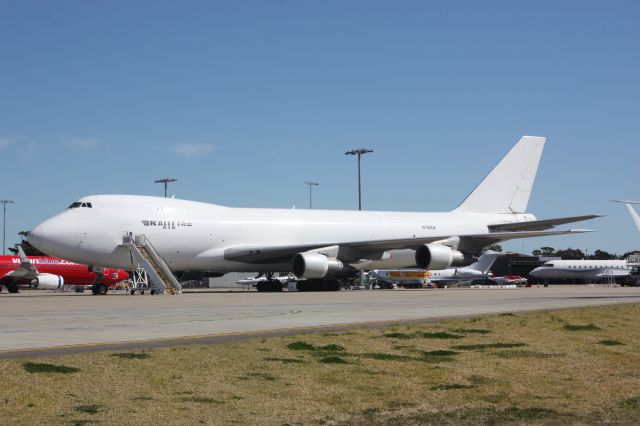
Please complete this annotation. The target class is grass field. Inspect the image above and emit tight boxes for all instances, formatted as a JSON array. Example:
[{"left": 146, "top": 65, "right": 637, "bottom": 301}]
[{"left": 2, "top": 304, "right": 640, "bottom": 425}]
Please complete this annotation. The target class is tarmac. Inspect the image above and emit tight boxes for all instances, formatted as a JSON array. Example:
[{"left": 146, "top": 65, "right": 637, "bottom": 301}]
[{"left": 1, "top": 285, "right": 639, "bottom": 358}]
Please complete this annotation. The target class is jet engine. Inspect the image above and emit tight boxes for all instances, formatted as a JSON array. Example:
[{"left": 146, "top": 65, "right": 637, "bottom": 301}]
[
  {"left": 292, "top": 253, "right": 346, "bottom": 279},
  {"left": 415, "top": 244, "right": 465, "bottom": 270},
  {"left": 31, "top": 273, "right": 64, "bottom": 290}
]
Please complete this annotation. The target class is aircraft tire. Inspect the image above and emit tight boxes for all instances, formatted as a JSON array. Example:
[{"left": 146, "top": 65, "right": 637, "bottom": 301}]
[
  {"left": 329, "top": 279, "right": 341, "bottom": 291},
  {"left": 98, "top": 283, "right": 108, "bottom": 295},
  {"left": 130, "top": 289, "right": 135, "bottom": 295},
  {"left": 256, "top": 282, "right": 266, "bottom": 292},
  {"left": 91, "top": 284, "right": 99, "bottom": 295},
  {"left": 270, "top": 281, "right": 283, "bottom": 292},
  {"left": 7, "top": 283, "right": 19, "bottom": 293},
  {"left": 296, "top": 281, "right": 309, "bottom": 292}
]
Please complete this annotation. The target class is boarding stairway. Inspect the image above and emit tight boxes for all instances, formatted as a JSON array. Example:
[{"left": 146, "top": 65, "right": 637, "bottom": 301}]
[{"left": 124, "top": 234, "right": 182, "bottom": 295}]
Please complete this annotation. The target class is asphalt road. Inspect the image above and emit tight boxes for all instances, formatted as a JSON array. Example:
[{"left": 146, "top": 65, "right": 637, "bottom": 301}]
[{"left": 1, "top": 285, "right": 639, "bottom": 358}]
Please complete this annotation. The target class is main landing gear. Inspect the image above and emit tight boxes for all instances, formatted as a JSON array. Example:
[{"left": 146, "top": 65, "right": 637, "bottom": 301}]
[
  {"left": 296, "top": 279, "right": 341, "bottom": 292},
  {"left": 91, "top": 282, "right": 109, "bottom": 295},
  {"left": 255, "top": 273, "right": 283, "bottom": 292}
]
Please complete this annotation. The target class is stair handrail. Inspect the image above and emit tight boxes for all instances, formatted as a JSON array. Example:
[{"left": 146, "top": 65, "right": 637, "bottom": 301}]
[{"left": 134, "top": 234, "right": 182, "bottom": 293}]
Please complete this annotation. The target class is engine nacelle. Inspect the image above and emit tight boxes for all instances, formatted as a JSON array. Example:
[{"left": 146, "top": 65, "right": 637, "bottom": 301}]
[
  {"left": 415, "top": 244, "right": 465, "bottom": 270},
  {"left": 31, "top": 273, "right": 64, "bottom": 290},
  {"left": 292, "top": 253, "right": 346, "bottom": 279}
]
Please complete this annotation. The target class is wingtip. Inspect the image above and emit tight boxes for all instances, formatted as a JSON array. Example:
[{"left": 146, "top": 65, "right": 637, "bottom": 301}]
[{"left": 611, "top": 199, "right": 640, "bottom": 205}]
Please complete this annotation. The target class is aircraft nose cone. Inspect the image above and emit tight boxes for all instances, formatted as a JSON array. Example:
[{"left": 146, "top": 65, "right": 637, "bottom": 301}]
[
  {"left": 27, "top": 215, "right": 78, "bottom": 257},
  {"left": 26, "top": 224, "right": 44, "bottom": 248}
]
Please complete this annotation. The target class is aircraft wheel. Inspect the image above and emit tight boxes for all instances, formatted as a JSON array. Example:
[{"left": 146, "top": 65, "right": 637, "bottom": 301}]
[
  {"left": 7, "top": 283, "right": 19, "bottom": 293},
  {"left": 269, "top": 281, "right": 282, "bottom": 292},
  {"left": 98, "top": 283, "right": 108, "bottom": 295},
  {"left": 140, "top": 290, "right": 145, "bottom": 295},
  {"left": 296, "top": 281, "right": 308, "bottom": 292},
  {"left": 256, "top": 282, "right": 266, "bottom": 292},
  {"left": 130, "top": 289, "right": 135, "bottom": 295},
  {"left": 151, "top": 289, "right": 156, "bottom": 295}
]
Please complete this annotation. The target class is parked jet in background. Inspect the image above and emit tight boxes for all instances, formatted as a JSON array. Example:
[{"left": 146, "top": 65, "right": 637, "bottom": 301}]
[
  {"left": 0, "top": 246, "right": 128, "bottom": 294},
  {"left": 28, "top": 136, "right": 599, "bottom": 292},
  {"left": 372, "top": 251, "right": 502, "bottom": 288},
  {"left": 529, "top": 259, "right": 631, "bottom": 283},
  {"left": 426, "top": 251, "right": 502, "bottom": 286}
]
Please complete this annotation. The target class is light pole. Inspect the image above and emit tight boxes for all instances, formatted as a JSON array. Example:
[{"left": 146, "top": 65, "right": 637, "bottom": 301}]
[
  {"left": 345, "top": 148, "right": 373, "bottom": 210},
  {"left": 304, "top": 181, "right": 319, "bottom": 209},
  {"left": 154, "top": 178, "right": 177, "bottom": 198},
  {"left": 1, "top": 200, "right": 14, "bottom": 255}
]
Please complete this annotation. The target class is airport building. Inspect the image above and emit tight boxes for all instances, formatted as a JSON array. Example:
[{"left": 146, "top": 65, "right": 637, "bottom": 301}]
[{"left": 491, "top": 254, "right": 560, "bottom": 284}]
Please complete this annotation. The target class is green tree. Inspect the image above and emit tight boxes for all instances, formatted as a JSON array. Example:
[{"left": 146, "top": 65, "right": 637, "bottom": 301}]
[
  {"left": 592, "top": 249, "right": 616, "bottom": 260},
  {"left": 540, "top": 246, "right": 555, "bottom": 256},
  {"left": 553, "top": 248, "right": 585, "bottom": 260},
  {"left": 621, "top": 251, "right": 640, "bottom": 260}
]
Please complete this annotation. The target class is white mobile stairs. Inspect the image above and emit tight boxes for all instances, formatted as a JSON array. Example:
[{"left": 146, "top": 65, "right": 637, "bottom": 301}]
[{"left": 123, "top": 234, "right": 182, "bottom": 295}]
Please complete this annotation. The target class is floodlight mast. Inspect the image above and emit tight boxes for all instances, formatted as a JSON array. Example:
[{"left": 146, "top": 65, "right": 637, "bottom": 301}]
[
  {"left": 304, "top": 181, "right": 319, "bottom": 209},
  {"left": 344, "top": 148, "right": 373, "bottom": 211},
  {"left": 1, "top": 200, "right": 14, "bottom": 255},
  {"left": 154, "top": 178, "right": 177, "bottom": 198}
]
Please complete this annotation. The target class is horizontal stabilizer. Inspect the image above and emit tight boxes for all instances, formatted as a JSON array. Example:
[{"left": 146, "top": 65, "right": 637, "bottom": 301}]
[{"left": 488, "top": 215, "right": 603, "bottom": 232}]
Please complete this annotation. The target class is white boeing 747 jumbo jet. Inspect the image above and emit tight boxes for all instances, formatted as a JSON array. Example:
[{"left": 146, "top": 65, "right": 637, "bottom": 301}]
[{"left": 28, "top": 136, "right": 599, "bottom": 291}]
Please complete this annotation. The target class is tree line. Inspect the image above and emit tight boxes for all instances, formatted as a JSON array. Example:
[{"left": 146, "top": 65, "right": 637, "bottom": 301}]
[{"left": 530, "top": 246, "right": 639, "bottom": 260}]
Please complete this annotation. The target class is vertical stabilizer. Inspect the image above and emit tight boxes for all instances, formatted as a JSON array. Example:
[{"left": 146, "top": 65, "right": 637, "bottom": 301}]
[
  {"left": 454, "top": 136, "right": 546, "bottom": 214},
  {"left": 468, "top": 251, "right": 501, "bottom": 274}
]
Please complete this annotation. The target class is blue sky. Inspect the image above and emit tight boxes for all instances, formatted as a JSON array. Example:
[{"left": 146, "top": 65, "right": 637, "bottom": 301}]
[{"left": 1, "top": 0, "right": 638, "bottom": 255}]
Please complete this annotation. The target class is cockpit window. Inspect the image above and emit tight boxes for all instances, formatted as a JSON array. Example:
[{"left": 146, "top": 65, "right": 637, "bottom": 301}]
[
  {"left": 541, "top": 264, "right": 554, "bottom": 267},
  {"left": 68, "top": 202, "right": 93, "bottom": 209}
]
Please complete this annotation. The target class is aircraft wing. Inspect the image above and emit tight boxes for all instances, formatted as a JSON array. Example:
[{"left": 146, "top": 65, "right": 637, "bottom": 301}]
[
  {"left": 4, "top": 245, "right": 38, "bottom": 280},
  {"left": 611, "top": 200, "right": 640, "bottom": 233},
  {"left": 488, "top": 215, "right": 602, "bottom": 232},
  {"left": 223, "top": 229, "right": 593, "bottom": 264}
]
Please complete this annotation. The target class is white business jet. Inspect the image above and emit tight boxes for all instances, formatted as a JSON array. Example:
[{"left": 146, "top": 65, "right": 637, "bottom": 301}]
[
  {"left": 530, "top": 259, "right": 631, "bottom": 283},
  {"left": 28, "top": 136, "right": 598, "bottom": 291}
]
